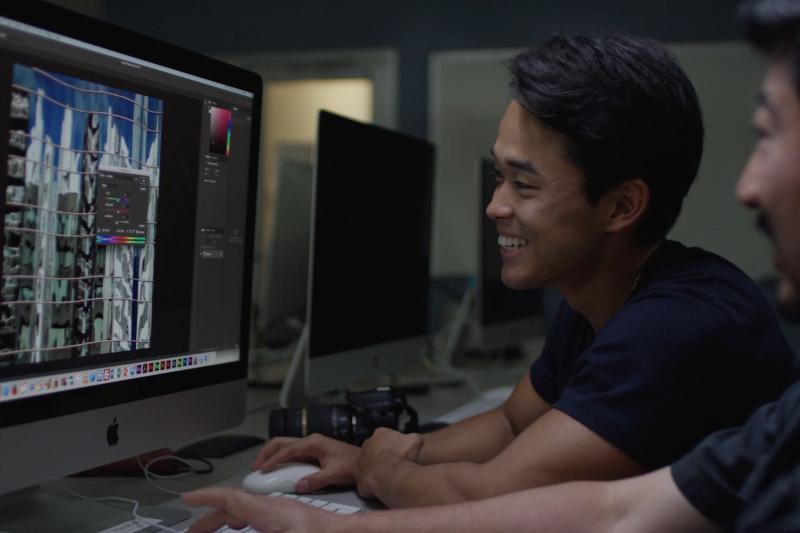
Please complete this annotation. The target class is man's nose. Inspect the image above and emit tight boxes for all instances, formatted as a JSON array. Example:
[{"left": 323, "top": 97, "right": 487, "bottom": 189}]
[
  {"left": 486, "top": 186, "right": 513, "bottom": 220},
  {"left": 735, "top": 155, "right": 762, "bottom": 210}
]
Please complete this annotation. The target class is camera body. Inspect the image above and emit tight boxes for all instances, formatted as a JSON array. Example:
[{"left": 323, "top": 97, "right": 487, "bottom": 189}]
[{"left": 268, "top": 387, "right": 419, "bottom": 446}]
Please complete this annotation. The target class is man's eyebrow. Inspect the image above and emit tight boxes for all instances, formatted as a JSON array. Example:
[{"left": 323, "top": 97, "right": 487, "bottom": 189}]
[{"left": 489, "top": 147, "right": 539, "bottom": 174}]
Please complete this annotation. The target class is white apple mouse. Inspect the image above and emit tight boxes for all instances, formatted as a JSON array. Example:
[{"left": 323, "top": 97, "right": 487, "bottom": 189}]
[{"left": 242, "top": 462, "right": 322, "bottom": 494}]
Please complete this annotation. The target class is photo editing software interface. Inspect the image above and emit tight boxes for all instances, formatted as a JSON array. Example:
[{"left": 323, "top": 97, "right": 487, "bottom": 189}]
[{"left": 0, "top": 15, "right": 254, "bottom": 403}]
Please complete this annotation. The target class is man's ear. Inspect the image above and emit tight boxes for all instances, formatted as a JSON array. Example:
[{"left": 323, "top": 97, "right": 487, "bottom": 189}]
[{"left": 602, "top": 179, "right": 650, "bottom": 234}]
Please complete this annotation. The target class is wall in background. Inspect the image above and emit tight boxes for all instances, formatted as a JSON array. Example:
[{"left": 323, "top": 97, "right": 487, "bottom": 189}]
[{"left": 99, "top": 0, "right": 743, "bottom": 141}]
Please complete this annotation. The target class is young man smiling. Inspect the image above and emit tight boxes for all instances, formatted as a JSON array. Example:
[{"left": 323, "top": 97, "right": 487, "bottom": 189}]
[{"left": 239, "top": 34, "right": 799, "bottom": 510}]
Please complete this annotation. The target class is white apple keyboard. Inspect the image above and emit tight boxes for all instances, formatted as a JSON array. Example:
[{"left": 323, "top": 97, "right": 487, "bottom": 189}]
[
  {"left": 266, "top": 491, "right": 363, "bottom": 513},
  {"left": 175, "top": 492, "right": 364, "bottom": 532}
]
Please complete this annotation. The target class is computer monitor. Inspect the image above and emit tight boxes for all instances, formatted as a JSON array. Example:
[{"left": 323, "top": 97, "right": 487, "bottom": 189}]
[
  {"left": 304, "top": 111, "right": 434, "bottom": 396},
  {"left": 0, "top": 1, "right": 261, "bottom": 494},
  {"left": 476, "top": 158, "right": 542, "bottom": 352}
]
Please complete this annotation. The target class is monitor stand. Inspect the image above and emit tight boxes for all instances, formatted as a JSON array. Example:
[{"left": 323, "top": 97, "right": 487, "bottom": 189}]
[{"left": 393, "top": 285, "right": 478, "bottom": 393}]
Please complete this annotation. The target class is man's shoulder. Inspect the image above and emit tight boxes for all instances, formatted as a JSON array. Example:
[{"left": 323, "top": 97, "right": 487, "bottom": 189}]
[
  {"left": 634, "top": 240, "right": 768, "bottom": 323},
  {"left": 646, "top": 240, "right": 751, "bottom": 287}
]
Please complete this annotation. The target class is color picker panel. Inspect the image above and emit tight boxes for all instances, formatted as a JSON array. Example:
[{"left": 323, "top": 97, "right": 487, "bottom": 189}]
[{"left": 209, "top": 107, "right": 231, "bottom": 156}]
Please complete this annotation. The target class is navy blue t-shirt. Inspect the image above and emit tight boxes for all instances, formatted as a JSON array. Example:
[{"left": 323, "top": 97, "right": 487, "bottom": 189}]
[{"left": 530, "top": 240, "right": 800, "bottom": 471}]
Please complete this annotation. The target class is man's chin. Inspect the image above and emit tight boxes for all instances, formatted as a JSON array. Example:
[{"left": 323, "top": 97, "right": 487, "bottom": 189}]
[
  {"left": 500, "top": 271, "right": 539, "bottom": 291},
  {"left": 776, "top": 275, "right": 800, "bottom": 322}
]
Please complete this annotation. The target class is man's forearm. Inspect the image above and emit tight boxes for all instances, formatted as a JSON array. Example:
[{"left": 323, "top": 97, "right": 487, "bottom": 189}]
[
  {"left": 419, "top": 408, "right": 516, "bottom": 465},
  {"left": 346, "top": 468, "right": 719, "bottom": 533},
  {"left": 362, "top": 454, "right": 490, "bottom": 508},
  {"left": 347, "top": 478, "right": 618, "bottom": 533}
]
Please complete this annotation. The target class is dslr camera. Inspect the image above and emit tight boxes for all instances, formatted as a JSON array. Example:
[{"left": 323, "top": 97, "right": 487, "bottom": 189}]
[{"left": 268, "top": 387, "right": 419, "bottom": 446}]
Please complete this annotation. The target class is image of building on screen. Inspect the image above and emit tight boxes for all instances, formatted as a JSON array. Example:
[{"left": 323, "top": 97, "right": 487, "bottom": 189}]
[{"left": 2, "top": 65, "right": 163, "bottom": 364}]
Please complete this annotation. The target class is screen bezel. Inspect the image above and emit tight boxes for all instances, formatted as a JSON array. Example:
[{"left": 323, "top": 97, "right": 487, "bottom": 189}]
[{"left": 0, "top": 0, "right": 262, "bottom": 430}]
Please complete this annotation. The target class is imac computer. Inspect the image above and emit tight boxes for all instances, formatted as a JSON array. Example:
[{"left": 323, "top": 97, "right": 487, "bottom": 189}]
[
  {"left": 476, "top": 158, "right": 542, "bottom": 352},
  {"left": 0, "top": 1, "right": 262, "bottom": 494},
  {"left": 301, "top": 111, "right": 435, "bottom": 397}
]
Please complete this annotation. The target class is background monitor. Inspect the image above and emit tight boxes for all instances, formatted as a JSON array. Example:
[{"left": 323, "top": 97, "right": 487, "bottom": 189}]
[
  {"left": 476, "top": 158, "right": 542, "bottom": 352},
  {"left": 0, "top": 1, "right": 261, "bottom": 494},
  {"left": 304, "top": 111, "right": 435, "bottom": 396}
]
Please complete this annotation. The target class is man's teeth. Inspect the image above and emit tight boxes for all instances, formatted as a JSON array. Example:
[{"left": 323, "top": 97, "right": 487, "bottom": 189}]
[{"left": 497, "top": 235, "right": 529, "bottom": 250}]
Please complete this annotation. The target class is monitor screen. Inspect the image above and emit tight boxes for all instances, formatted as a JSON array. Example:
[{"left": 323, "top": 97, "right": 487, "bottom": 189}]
[
  {"left": 0, "top": 1, "right": 261, "bottom": 493},
  {"left": 305, "top": 111, "right": 434, "bottom": 396}
]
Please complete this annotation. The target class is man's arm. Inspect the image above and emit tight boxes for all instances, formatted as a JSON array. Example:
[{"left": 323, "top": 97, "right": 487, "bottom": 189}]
[
  {"left": 356, "top": 405, "right": 646, "bottom": 508},
  {"left": 417, "top": 372, "right": 551, "bottom": 465},
  {"left": 248, "top": 371, "right": 550, "bottom": 494},
  {"left": 183, "top": 467, "right": 720, "bottom": 533}
]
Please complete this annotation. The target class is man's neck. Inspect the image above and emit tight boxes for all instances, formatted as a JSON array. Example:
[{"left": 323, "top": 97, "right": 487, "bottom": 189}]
[{"left": 559, "top": 239, "right": 663, "bottom": 333}]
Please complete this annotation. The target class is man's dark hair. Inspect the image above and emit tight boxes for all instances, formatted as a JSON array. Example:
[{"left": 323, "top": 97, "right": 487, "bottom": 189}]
[
  {"left": 509, "top": 34, "right": 704, "bottom": 244},
  {"left": 741, "top": 0, "right": 800, "bottom": 92}
]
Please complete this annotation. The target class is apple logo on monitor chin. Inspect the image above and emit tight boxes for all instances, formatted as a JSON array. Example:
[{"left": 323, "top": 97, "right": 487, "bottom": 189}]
[{"left": 107, "top": 417, "right": 120, "bottom": 446}]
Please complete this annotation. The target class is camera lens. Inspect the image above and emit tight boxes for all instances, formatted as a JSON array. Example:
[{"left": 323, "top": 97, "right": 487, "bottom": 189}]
[{"left": 269, "top": 405, "right": 355, "bottom": 443}]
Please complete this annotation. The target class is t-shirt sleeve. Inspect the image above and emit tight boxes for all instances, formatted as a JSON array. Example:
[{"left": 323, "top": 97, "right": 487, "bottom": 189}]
[
  {"left": 671, "top": 381, "right": 800, "bottom": 530},
  {"left": 552, "top": 293, "right": 761, "bottom": 470}
]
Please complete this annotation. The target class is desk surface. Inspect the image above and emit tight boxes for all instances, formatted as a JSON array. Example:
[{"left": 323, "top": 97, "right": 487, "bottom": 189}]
[{"left": 0, "top": 361, "right": 534, "bottom": 533}]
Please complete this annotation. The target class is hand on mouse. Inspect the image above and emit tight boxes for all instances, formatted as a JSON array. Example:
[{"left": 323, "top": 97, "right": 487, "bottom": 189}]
[
  {"left": 252, "top": 434, "right": 361, "bottom": 493},
  {"left": 354, "top": 428, "right": 424, "bottom": 501},
  {"left": 183, "top": 486, "right": 353, "bottom": 533}
]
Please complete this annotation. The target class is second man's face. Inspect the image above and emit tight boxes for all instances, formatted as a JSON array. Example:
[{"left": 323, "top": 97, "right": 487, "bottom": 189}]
[
  {"left": 738, "top": 59, "right": 800, "bottom": 316},
  {"left": 487, "top": 100, "right": 606, "bottom": 291}
]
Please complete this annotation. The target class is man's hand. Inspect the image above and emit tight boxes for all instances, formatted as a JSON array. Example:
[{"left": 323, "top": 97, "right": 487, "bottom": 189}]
[
  {"left": 354, "top": 428, "right": 424, "bottom": 500},
  {"left": 182, "top": 487, "right": 352, "bottom": 533},
  {"left": 251, "top": 434, "right": 361, "bottom": 493}
]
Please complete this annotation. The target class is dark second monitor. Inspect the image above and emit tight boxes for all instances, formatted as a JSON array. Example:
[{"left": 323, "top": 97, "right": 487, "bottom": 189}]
[{"left": 303, "top": 111, "right": 435, "bottom": 396}]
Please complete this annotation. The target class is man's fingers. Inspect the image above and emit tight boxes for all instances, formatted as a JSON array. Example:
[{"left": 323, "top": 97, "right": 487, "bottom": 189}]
[
  {"left": 258, "top": 439, "right": 324, "bottom": 472},
  {"left": 296, "top": 470, "right": 340, "bottom": 493},
  {"left": 258, "top": 444, "right": 310, "bottom": 472},
  {"left": 184, "top": 487, "right": 313, "bottom": 533},
  {"left": 251, "top": 437, "right": 298, "bottom": 470},
  {"left": 182, "top": 486, "right": 243, "bottom": 509},
  {"left": 183, "top": 487, "right": 281, "bottom": 520},
  {"left": 186, "top": 507, "right": 245, "bottom": 533},
  {"left": 356, "top": 484, "right": 377, "bottom": 500}
]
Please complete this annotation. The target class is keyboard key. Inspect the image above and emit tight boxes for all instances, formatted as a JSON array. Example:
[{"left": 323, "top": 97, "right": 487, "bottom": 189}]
[
  {"left": 297, "top": 497, "right": 313, "bottom": 503},
  {"left": 333, "top": 505, "right": 361, "bottom": 515},
  {"left": 308, "top": 499, "right": 329, "bottom": 508},
  {"left": 321, "top": 503, "right": 343, "bottom": 512}
]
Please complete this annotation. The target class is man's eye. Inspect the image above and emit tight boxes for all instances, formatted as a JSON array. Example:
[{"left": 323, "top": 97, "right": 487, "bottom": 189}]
[
  {"left": 490, "top": 169, "right": 503, "bottom": 181},
  {"left": 515, "top": 180, "right": 533, "bottom": 190}
]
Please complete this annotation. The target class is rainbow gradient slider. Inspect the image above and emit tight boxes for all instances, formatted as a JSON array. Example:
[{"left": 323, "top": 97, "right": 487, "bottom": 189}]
[{"left": 96, "top": 236, "right": 146, "bottom": 245}]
